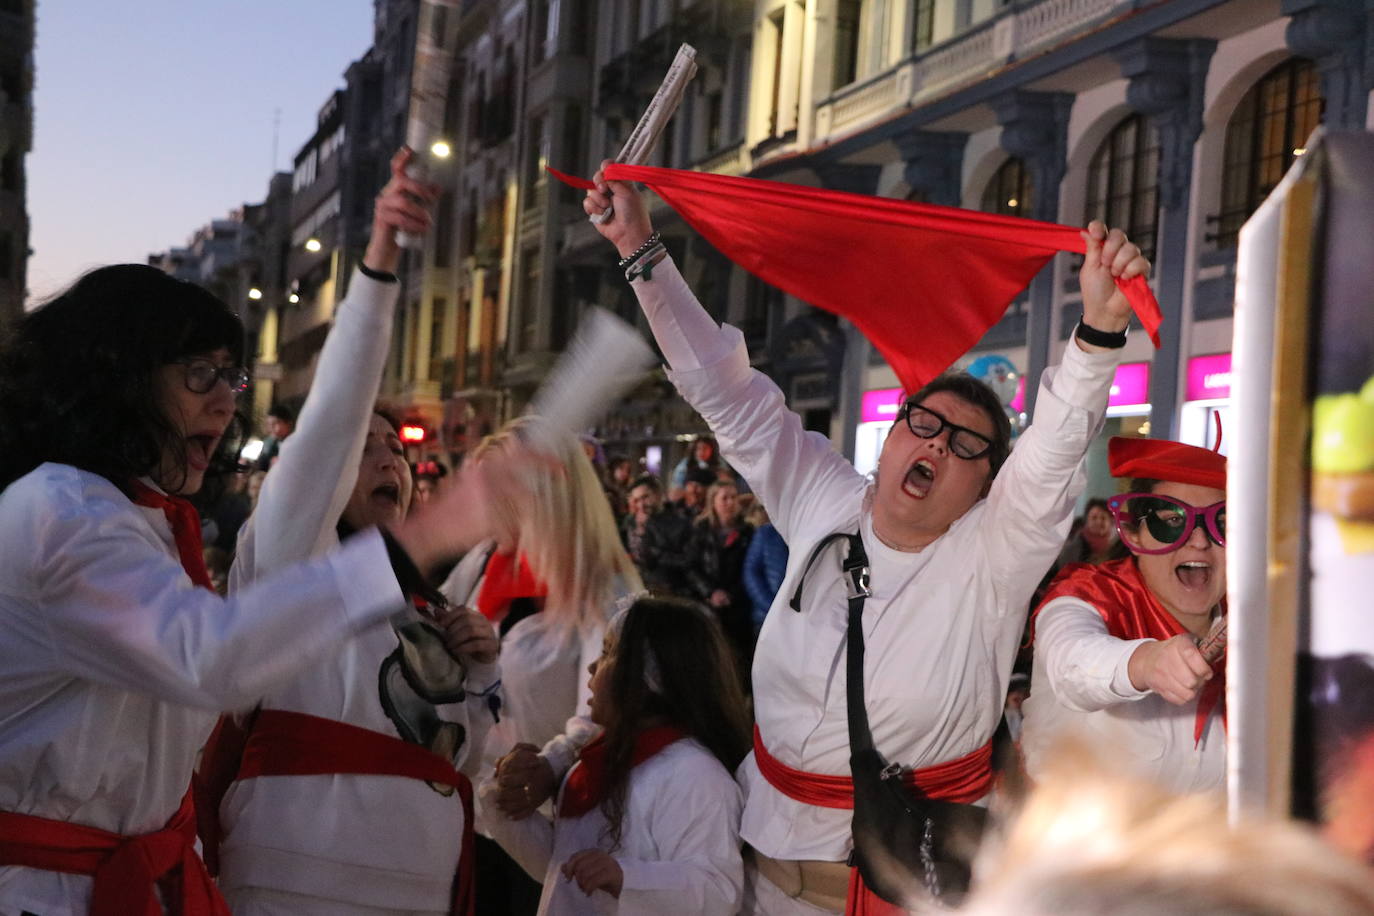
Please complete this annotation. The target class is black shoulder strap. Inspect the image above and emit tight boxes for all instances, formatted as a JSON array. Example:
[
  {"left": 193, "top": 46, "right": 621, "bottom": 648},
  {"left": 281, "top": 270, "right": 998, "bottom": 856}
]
[
  {"left": 840, "top": 533, "right": 877, "bottom": 755},
  {"left": 789, "top": 531, "right": 859, "bottom": 612}
]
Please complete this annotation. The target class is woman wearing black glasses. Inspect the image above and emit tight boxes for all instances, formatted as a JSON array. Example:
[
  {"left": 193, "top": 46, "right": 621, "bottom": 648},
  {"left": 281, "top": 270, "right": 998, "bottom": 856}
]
[
  {"left": 0, "top": 151, "right": 492, "bottom": 916},
  {"left": 1022, "top": 437, "right": 1228, "bottom": 794}
]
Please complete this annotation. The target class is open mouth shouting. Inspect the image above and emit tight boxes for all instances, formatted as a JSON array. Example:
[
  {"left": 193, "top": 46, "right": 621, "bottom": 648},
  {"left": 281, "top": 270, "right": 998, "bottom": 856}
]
[
  {"left": 1175, "top": 560, "right": 1213, "bottom": 591},
  {"left": 371, "top": 481, "right": 402, "bottom": 511},
  {"left": 902, "top": 458, "right": 937, "bottom": 499},
  {"left": 186, "top": 433, "right": 222, "bottom": 472}
]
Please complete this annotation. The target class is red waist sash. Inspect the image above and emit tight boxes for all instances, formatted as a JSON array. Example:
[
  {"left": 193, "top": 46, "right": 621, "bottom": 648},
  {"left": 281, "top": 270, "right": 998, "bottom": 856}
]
[
  {"left": 235, "top": 708, "right": 475, "bottom": 916},
  {"left": 752, "top": 724, "right": 993, "bottom": 807},
  {"left": 0, "top": 788, "right": 229, "bottom": 916}
]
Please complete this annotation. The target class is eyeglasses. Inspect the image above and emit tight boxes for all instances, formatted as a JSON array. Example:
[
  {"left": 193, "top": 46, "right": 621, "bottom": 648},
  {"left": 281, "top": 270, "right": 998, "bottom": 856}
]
[
  {"left": 1109, "top": 492, "right": 1226, "bottom": 555},
  {"left": 895, "top": 402, "right": 995, "bottom": 460},
  {"left": 178, "top": 358, "right": 250, "bottom": 395}
]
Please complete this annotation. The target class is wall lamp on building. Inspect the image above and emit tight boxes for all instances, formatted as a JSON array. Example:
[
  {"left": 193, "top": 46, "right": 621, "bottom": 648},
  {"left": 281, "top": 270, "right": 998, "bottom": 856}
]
[
  {"left": 248, "top": 287, "right": 263, "bottom": 301},
  {"left": 430, "top": 140, "right": 452, "bottom": 159},
  {"left": 288, "top": 293, "right": 300, "bottom": 304},
  {"left": 304, "top": 238, "right": 323, "bottom": 253}
]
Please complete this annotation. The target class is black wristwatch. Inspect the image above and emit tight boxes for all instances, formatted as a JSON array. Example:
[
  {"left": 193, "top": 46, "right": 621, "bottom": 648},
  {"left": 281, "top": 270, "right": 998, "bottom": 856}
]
[{"left": 1075, "top": 317, "right": 1128, "bottom": 349}]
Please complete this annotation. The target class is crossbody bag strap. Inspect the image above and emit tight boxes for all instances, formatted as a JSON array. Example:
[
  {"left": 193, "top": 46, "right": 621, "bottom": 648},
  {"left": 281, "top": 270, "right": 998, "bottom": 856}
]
[
  {"left": 789, "top": 531, "right": 861, "bottom": 612},
  {"left": 840, "top": 533, "right": 876, "bottom": 756}
]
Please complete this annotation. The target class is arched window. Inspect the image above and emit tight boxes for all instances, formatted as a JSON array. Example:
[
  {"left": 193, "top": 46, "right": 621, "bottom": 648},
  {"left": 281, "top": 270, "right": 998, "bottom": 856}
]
[
  {"left": 980, "top": 158, "right": 1033, "bottom": 217},
  {"left": 1214, "top": 57, "right": 1323, "bottom": 247},
  {"left": 1086, "top": 113, "right": 1160, "bottom": 261}
]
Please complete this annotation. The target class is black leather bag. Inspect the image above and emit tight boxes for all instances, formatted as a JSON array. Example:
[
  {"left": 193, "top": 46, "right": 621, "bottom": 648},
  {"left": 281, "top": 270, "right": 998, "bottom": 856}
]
[{"left": 832, "top": 532, "right": 990, "bottom": 908}]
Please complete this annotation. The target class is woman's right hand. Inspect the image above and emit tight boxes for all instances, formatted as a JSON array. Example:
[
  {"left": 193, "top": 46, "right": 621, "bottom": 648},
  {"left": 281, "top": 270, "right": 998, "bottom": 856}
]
[
  {"left": 363, "top": 147, "right": 440, "bottom": 275},
  {"left": 495, "top": 742, "right": 558, "bottom": 819},
  {"left": 1127, "top": 634, "right": 1213, "bottom": 705},
  {"left": 582, "top": 158, "right": 655, "bottom": 259}
]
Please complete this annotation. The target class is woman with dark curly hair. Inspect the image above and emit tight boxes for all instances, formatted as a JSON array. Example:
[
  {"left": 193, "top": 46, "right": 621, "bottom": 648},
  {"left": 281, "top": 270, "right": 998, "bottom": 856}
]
[{"left": 0, "top": 161, "right": 492, "bottom": 915}]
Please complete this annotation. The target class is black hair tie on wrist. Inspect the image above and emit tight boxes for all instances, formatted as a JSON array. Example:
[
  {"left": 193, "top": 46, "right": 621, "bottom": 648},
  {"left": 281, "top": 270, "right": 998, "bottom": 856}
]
[
  {"left": 1075, "top": 317, "right": 1128, "bottom": 349},
  {"left": 359, "top": 262, "right": 399, "bottom": 283}
]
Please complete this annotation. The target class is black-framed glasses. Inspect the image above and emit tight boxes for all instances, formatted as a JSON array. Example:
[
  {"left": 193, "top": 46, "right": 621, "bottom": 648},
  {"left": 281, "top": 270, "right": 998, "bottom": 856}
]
[
  {"left": 178, "top": 358, "right": 250, "bottom": 395},
  {"left": 895, "top": 402, "right": 995, "bottom": 460},
  {"left": 1108, "top": 493, "right": 1226, "bottom": 554}
]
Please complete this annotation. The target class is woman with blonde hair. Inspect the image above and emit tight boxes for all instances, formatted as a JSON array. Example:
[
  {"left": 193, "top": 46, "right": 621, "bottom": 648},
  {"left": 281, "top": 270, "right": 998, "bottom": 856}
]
[
  {"left": 443, "top": 416, "right": 644, "bottom": 913},
  {"left": 684, "top": 479, "right": 755, "bottom": 681}
]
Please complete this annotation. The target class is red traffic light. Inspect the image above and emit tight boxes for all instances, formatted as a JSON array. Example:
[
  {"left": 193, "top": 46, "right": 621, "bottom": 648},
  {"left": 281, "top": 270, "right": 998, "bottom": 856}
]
[{"left": 400, "top": 424, "right": 428, "bottom": 444}]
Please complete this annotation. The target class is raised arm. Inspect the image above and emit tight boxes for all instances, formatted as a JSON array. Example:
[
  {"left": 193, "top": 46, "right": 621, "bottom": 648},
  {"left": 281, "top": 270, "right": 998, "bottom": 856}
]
[
  {"left": 583, "top": 162, "right": 865, "bottom": 540},
  {"left": 234, "top": 149, "right": 437, "bottom": 584},
  {"left": 976, "top": 224, "right": 1150, "bottom": 601}
]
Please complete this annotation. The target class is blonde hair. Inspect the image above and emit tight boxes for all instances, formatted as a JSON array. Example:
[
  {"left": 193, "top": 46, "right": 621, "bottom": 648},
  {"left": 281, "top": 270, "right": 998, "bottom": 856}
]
[
  {"left": 696, "top": 479, "right": 739, "bottom": 529},
  {"left": 473, "top": 416, "right": 642, "bottom": 627},
  {"left": 961, "top": 740, "right": 1374, "bottom": 916}
]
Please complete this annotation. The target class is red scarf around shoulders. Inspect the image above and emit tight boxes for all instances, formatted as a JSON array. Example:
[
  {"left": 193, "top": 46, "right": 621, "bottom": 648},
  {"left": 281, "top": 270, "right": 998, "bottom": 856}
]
[
  {"left": 559, "top": 726, "right": 687, "bottom": 819},
  {"left": 475, "top": 550, "right": 546, "bottom": 623},
  {"left": 1035, "top": 556, "right": 1225, "bottom": 744},
  {"left": 129, "top": 479, "right": 214, "bottom": 590}
]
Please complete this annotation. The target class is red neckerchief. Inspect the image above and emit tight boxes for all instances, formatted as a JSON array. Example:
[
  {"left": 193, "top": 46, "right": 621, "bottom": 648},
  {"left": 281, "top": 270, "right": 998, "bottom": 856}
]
[
  {"left": 129, "top": 480, "right": 214, "bottom": 591},
  {"left": 558, "top": 726, "right": 687, "bottom": 819},
  {"left": 548, "top": 163, "right": 1162, "bottom": 393},
  {"left": 1036, "top": 557, "right": 1226, "bottom": 745},
  {"left": 475, "top": 550, "right": 546, "bottom": 622}
]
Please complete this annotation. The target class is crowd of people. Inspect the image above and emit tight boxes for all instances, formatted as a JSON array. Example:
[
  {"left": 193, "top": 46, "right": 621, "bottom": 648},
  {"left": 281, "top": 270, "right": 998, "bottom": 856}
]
[{"left": 0, "top": 147, "right": 1370, "bottom": 916}]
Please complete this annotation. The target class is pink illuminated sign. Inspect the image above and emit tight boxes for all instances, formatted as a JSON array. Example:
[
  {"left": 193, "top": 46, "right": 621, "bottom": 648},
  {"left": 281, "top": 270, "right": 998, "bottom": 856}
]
[
  {"left": 1109, "top": 362, "right": 1151, "bottom": 407},
  {"left": 1186, "top": 352, "right": 1232, "bottom": 401},
  {"left": 861, "top": 388, "right": 904, "bottom": 424}
]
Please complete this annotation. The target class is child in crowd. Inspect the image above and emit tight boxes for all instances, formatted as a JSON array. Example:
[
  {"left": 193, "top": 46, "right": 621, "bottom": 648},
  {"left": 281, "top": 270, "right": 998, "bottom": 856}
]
[{"left": 481, "top": 596, "right": 751, "bottom": 914}]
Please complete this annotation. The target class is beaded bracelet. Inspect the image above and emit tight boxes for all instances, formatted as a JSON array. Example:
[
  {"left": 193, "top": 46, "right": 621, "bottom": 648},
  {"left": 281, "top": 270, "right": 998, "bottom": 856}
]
[
  {"left": 625, "top": 244, "right": 667, "bottom": 282},
  {"left": 617, "top": 231, "right": 662, "bottom": 270}
]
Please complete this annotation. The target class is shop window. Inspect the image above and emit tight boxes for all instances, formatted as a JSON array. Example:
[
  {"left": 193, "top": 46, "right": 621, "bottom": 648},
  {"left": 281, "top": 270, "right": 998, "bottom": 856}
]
[
  {"left": 1086, "top": 113, "right": 1160, "bottom": 261},
  {"left": 1213, "top": 57, "right": 1323, "bottom": 248}
]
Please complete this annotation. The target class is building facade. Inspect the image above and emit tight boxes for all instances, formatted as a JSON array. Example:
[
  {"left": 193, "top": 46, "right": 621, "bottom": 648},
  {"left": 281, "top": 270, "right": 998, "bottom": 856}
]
[{"left": 0, "top": 0, "right": 35, "bottom": 324}]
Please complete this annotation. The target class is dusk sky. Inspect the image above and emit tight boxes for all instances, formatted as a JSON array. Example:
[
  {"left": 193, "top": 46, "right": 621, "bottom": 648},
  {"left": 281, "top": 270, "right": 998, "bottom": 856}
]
[{"left": 26, "top": 1, "right": 376, "bottom": 305}]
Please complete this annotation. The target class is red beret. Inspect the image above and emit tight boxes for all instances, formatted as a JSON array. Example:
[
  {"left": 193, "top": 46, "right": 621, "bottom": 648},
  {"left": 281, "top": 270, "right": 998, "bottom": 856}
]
[{"left": 1108, "top": 437, "right": 1227, "bottom": 491}]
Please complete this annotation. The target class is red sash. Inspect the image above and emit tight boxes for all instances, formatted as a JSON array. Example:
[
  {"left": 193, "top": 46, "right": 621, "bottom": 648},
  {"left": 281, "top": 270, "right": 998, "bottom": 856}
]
[
  {"left": 0, "top": 789, "right": 229, "bottom": 916},
  {"left": 752, "top": 727, "right": 992, "bottom": 916},
  {"left": 751, "top": 725, "right": 993, "bottom": 807},
  {"left": 233, "top": 709, "right": 476, "bottom": 916},
  {"left": 1035, "top": 557, "right": 1226, "bottom": 744},
  {"left": 559, "top": 726, "right": 688, "bottom": 819}
]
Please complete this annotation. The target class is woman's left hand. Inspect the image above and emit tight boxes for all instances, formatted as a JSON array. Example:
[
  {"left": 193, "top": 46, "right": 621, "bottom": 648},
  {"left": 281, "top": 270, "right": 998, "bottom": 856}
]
[
  {"left": 363, "top": 147, "right": 441, "bottom": 274},
  {"left": 562, "top": 849, "right": 624, "bottom": 898},
  {"left": 1076, "top": 220, "right": 1149, "bottom": 343},
  {"left": 435, "top": 607, "right": 499, "bottom": 665}
]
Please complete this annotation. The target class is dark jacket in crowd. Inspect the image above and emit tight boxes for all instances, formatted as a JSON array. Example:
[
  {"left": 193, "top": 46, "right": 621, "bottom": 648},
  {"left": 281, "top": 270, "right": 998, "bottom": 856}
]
[
  {"left": 628, "top": 510, "right": 696, "bottom": 598},
  {"left": 743, "top": 522, "right": 788, "bottom": 631}
]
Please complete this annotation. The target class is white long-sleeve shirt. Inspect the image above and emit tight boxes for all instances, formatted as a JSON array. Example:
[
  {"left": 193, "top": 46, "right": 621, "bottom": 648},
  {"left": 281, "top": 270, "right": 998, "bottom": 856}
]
[
  {"left": 217, "top": 270, "right": 500, "bottom": 911},
  {"left": 481, "top": 738, "right": 744, "bottom": 915},
  {"left": 0, "top": 464, "right": 404, "bottom": 916},
  {"left": 629, "top": 257, "right": 1119, "bottom": 863},
  {"left": 1020, "top": 597, "right": 1225, "bottom": 793}
]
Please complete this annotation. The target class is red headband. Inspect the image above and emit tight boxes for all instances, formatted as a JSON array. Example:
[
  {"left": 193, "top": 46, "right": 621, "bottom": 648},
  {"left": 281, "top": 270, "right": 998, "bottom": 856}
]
[{"left": 1108, "top": 437, "right": 1226, "bottom": 491}]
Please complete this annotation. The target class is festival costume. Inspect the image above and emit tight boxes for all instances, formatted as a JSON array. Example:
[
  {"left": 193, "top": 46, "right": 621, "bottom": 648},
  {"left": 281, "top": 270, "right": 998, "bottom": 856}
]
[
  {"left": 0, "top": 461, "right": 404, "bottom": 915},
  {"left": 216, "top": 270, "right": 496, "bottom": 915},
  {"left": 480, "top": 733, "right": 744, "bottom": 915},
  {"left": 1021, "top": 437, "right": 1228, "bottom": 794},
  {"left": 625, "top": 256, "right": 1118, "bottom": 913}
]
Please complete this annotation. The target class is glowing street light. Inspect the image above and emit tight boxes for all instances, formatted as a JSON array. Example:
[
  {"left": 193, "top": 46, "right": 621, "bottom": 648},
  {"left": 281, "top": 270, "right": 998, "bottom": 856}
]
[
  {"left": 288, "top": 292, "right": 300, "bottom": 304},
  {"left": 247, "top": 287, "right": 263, "bottom": 300},
  {"left": 430, "top": 140, "right": 452, "bottom": 159},
  {"left": 304, "top": 238, "right": 322, "bottom": 253}
]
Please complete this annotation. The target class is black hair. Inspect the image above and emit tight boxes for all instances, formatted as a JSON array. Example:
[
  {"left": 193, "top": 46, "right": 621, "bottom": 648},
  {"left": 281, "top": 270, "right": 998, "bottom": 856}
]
[
  {"left": 684, "top": 467, "right": 716, "bottom": 489},
  {"left": 1084, "top": 497, "right": 1112, "bottom": 517},
  {"left": 905, "top": 372, "right": 1013, "bottom": 479},
  {"left": 629, "top": 473, "right": 663, "bottom": 494},
  {"left": 0, "top": 264, "right": 247, "bottom": 498},
  {"left": 598, "top": 596, "right": 751, "bottom": 848},
  {"left": 267, "top": 402, "right": 296, "bottom": 423}
]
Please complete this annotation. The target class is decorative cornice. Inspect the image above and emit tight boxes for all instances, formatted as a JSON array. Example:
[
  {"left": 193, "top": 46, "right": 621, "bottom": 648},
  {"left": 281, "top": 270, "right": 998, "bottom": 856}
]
[{"left": 992, "top": 91, "right": 1073, "bottom": 221}]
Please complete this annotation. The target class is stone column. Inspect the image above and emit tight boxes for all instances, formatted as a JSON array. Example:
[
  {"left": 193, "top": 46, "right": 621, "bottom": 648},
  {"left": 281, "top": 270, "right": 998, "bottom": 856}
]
[
  {"left": 1283, "top": 0, "right": 1371, "bottom": 130},
  {"left": 1115, "top": 37, "right": 1216, "bottom": 439},
  {"left": 992, "top": 90, "right": 1072, "bottom": 418},
  {"left": 893, "top": 129, "right": 969, "bottom": 207}
]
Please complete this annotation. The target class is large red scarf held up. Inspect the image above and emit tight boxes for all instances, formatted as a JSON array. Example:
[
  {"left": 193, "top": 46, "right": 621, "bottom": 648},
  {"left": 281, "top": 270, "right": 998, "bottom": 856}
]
[
  {"left": 549, "top": 163, "right": 1163, "bottom": 393},
  {"left": 752, "top": 726, "right": 993, "bottom": 916},
  {"left": 0, "top": 482, "right": 228, "bottom": 916},
  {"left": 1035, "top": 556, "right": 1226, "bottom": 745}
]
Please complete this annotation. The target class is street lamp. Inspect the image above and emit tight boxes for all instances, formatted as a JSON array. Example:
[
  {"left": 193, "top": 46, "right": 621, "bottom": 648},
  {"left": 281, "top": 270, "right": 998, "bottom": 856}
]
[
  {"left": 288, "top": 292, "right": 300, "bottom": 304},
  {"left": 430, "top": 140, "right": 452, "bottom": 159},
  {"left": 248, "top": 287, "right": 263, "bottom": 300},
  {"left": 304, "top": 238, "right": 322, "bottom": 253}
]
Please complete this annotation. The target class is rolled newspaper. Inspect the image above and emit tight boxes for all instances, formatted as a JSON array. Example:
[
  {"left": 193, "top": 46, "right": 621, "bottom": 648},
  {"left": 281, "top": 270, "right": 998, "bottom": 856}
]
[
  {"left": 591, "top": 43, "right": 698, "bottom": 225},
  {"left": 398, "top": 0, "right": 463, "bottom": 249}
]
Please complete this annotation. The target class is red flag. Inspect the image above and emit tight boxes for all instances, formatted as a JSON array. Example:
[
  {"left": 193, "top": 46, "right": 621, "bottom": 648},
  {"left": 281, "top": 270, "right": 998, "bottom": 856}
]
[{"left": 550, "top": 164, "right": 1162, "bottom": 393}]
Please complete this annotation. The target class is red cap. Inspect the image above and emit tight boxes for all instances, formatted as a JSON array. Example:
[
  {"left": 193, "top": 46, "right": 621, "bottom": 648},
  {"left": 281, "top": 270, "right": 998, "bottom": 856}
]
[{"left": 1108, "top": 437, "right": 1227, "bottom": 491}]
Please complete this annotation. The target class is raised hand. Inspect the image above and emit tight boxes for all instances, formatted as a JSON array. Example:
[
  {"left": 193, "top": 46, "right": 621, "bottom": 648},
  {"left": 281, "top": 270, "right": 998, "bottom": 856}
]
[
  {"left": 582, "top": 158, "right": 655, "bottom": 259},
  {"left": 1127, "top": 634, "right": 1213, "bottom": 706},
  {"left": 364, "top": 147, "right": 441, "bottom": 274},
  {"left": 1077, "top": 220, "right": 1150, "bottom": 344}
]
